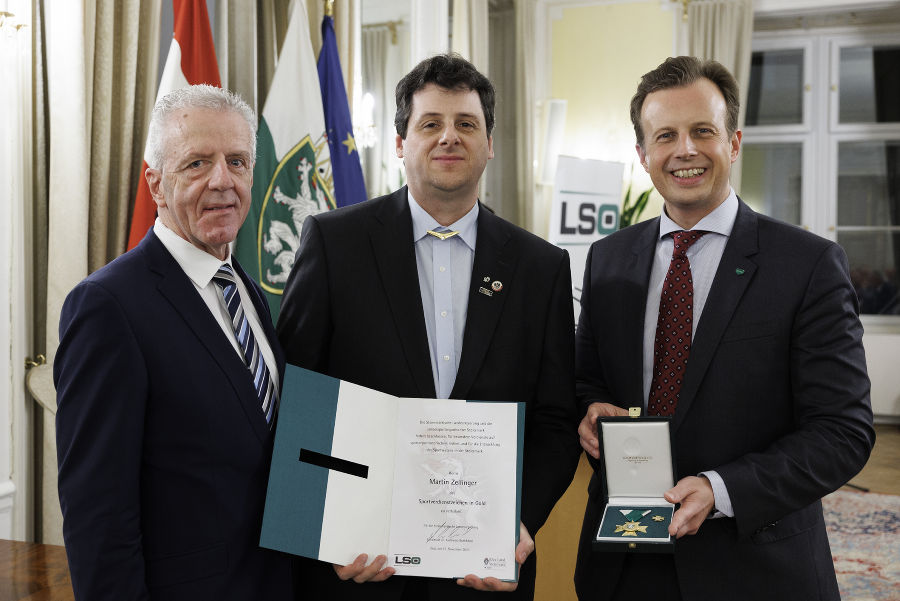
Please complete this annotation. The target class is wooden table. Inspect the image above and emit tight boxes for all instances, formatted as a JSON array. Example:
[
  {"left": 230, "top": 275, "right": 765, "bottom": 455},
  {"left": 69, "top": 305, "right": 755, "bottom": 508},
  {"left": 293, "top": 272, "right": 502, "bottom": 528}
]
[{"left": 0, "top": 540, "right": 73, "bottom": 601}]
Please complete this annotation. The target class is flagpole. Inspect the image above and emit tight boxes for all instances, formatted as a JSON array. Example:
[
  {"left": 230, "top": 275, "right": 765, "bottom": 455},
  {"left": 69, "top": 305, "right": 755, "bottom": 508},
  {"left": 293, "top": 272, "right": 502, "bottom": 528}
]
[{"left": 324, "top": 0, "right": 334, "bottom": 17}]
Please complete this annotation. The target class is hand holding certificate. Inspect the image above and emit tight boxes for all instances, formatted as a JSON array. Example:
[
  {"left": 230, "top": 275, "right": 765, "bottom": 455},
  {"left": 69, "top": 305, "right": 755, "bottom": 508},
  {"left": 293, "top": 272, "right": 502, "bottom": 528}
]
[
  {"left": 457, "top": 522, "right": 534, "bottom": 592},
  {"left": 260, "top": 366, "right": 525, "bottom": 582}
]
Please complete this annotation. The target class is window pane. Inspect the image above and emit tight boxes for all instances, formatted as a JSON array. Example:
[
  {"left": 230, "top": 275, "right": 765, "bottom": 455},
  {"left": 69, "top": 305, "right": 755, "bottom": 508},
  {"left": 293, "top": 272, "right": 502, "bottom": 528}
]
[
  {"left": 839, "top": 232, "right": 900, "bottom": 315},
  {"left": 746, "top": 49, "right": 804, "bottom": 126},
  {"left": 839, "top": 45, "right": 900, "bottom": 124},
  {"left": 741, "top": 143, "right": 802, "bottom": 225},
  {"left": 836, "top": 141, "right": 900, "bottom": 226}
]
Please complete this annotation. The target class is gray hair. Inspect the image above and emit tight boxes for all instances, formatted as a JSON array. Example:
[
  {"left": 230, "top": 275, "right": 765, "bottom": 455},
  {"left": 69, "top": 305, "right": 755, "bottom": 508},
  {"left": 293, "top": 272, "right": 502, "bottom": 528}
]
[{"left": 146, "top": 84, "right": 257, "bottom": 170}]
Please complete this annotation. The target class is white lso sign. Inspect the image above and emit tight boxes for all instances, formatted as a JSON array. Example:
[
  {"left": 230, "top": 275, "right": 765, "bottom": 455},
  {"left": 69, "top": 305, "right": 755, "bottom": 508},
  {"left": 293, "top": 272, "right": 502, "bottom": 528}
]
[
  {"left": 556, "top": 197, "right": 619, "bottom": 240},
  {"left": 548, "top": 156, "right": 625, "bottom": 323}
]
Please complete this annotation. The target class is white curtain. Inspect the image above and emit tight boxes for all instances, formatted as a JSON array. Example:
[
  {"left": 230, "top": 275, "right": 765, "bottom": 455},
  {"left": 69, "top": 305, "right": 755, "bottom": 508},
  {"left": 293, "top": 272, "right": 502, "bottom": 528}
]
[
  {"left": 686, "top": 0, "right": 753, "bottom": 190},
  {"left": 411, "top": 0, "right": 448, "bottom": 63},
  {"left": 514, "top": 0, "right": 537, "bottom": 231},
  {"left": 360, "top": 24, "right": 390, "bottom": 196},
  {"left": 485, "top": 1, "right": 516, "bottom": 221},
  {"left": 451, "top": 0, "right": 488, "bottom": 74},
  {"left": 359, "top": 19, "right": 410, "bottom": 198},
  {"left": 216, "top": 1, "right": 260, "bottom": 111}
]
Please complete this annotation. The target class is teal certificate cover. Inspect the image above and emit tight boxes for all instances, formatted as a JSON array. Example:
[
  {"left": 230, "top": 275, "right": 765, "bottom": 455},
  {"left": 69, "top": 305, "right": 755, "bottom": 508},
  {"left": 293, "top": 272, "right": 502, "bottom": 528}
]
[{"left": 260, "top": 365, "right": 525, "bottom": 581}]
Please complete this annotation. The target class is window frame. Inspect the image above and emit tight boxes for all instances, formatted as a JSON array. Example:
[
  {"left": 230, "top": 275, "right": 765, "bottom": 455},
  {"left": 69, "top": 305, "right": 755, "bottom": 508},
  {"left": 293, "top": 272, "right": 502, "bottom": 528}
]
[
  {"left": 744, "top": 24, "right": 900, "bottom": 329},
  {"left": 745, "top": 36, "right": 814, "bottom": 137}
]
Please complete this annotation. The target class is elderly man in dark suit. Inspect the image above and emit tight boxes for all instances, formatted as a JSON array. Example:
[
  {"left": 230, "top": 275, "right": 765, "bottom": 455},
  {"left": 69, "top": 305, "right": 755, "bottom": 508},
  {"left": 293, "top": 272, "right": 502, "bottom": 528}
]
[
  {"left": 277, "top": 53, "right": 580, "bottom": 600},
  {"left": 573, "top": 56, "right": 875, "bottom": 601},
  {"left": 54, "top": 85, "right": 293, "bottom": 601}
]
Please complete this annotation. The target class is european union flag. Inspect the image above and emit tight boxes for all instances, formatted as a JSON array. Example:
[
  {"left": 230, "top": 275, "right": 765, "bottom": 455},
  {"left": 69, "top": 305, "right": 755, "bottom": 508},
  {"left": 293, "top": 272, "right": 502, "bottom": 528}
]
[{"left": 318, "top": 14, "right": 368, "bottom": 207}]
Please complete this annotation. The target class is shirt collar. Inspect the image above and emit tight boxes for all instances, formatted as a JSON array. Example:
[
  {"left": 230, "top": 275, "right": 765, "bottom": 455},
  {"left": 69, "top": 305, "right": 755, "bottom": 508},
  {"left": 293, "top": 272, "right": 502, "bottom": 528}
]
[
  {"left": 407, "top": 192, "right": 479, "bottom": 251},
  {"left": 153, "top": 218, "right": 233, "bottom": 288},
  {"left": 658, "top": 188, "right": 739, "bottom": 240}
]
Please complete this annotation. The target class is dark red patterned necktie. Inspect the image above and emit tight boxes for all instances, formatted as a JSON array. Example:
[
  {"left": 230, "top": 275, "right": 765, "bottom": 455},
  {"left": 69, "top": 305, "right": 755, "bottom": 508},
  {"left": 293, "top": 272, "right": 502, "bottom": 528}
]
[{"left": 647, "top": 230, "right": 707, "bottom": 416}]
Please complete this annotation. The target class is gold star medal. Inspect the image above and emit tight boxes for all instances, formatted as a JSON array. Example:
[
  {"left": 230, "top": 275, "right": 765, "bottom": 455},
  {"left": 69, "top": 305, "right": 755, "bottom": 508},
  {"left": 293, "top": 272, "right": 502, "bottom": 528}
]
[
  {"left": 652, "top": 515, "right": 665, "bottom": 522},
  {"left": 614, "top": 520, "right": 648, "bottom": 537}
]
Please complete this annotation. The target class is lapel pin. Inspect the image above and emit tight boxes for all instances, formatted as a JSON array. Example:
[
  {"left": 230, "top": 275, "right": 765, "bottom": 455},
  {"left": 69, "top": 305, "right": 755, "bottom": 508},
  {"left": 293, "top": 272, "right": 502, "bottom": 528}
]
[
  {"left": 483, "top": 276, "right": 491, "bottom": 282},
  {"left": 478, "top": 286, "right": 494, "bottom": 297},
  {"left": 735, "top": 268, "right": 745, "bottom": 276},
  {"left": 491, "top": 280, "right": 503, "bottom": 292}
]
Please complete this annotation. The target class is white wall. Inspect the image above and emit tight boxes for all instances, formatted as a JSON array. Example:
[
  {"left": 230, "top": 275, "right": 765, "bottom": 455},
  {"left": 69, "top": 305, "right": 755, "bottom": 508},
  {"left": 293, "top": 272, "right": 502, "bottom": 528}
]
[{"left": 863, "top": 334, "right": 900, "bottom": 418}]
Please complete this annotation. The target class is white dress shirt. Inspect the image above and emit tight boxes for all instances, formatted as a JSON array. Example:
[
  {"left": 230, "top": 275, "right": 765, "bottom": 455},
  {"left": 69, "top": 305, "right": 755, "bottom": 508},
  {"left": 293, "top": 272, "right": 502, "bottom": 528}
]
[
  {"left": 153, "top": 218, "right": 280, "bottom": 387},
  {"left": 408, "top": 194, "right": 478, "bottom": 399},
  {"left": 641, "top": 190, "right": 739, "bottom": 517}
]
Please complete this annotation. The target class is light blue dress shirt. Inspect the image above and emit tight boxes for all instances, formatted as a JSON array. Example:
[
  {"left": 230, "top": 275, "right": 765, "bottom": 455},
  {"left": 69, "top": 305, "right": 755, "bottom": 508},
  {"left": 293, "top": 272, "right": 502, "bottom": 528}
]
[
  {"left": 408, "top": 194, "right": 478, "bottom": 399},
  {"left": 641, "top": 190, "right": 739, "bottom": 517}
]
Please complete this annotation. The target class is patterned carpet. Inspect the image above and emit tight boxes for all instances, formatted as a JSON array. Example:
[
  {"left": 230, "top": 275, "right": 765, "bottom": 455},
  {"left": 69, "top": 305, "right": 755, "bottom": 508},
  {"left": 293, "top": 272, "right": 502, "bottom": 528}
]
[{"left": 824, "top": 490, "right": 900, "bottom": 600}]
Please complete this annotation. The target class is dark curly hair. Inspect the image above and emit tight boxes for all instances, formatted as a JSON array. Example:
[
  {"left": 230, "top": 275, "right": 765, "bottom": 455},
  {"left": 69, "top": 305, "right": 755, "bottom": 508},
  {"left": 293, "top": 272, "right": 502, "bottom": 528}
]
[{"left": 394, "top": 53, "right": 495, "bottom": 139}]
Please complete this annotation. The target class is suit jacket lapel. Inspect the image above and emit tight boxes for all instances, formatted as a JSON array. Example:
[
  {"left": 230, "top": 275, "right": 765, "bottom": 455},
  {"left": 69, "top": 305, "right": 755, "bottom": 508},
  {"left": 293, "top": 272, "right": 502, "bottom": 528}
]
[
  {"left": 451, "top": 206, "right": 515, "bottom": 398},
  {"left": 142, "top": 232, "right": 270, "bottom": 444},
  {"left": 673, "top": 201, "right": 760, "bottom": 433},
  {"left": 624, "top": 221, "right": 660, "bottom": 407},
  {"left": 369, "top": 188, "right": 436, "bottom": 397}
]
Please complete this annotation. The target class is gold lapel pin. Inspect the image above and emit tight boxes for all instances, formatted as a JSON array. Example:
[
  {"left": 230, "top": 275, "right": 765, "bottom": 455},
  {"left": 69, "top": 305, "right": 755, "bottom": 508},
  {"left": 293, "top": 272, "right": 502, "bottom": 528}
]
[{"left": 491, "top": 280, "right": 503, "bottom": 292}]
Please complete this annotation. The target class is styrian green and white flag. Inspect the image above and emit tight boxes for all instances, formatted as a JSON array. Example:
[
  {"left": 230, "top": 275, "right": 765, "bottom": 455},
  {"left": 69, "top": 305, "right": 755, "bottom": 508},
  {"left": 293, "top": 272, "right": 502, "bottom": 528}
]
[{"left": 235, "top": 0, "right": 334, "bottom": 320}]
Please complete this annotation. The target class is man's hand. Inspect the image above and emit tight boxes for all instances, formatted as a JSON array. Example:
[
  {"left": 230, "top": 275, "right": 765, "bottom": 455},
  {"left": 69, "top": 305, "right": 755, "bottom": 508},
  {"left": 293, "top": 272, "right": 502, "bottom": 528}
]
[
  {"left": 333, "top": 554, "right": 395, "bottom": 583},
  {"left": 456, "top": 522, "right": 534, "bottom": 592},
  {"left": 578, "top": 402, "right": 629, "bottom": 459},
  {"left": 664, "top": 475, "right": 715, "bottom": 538}
]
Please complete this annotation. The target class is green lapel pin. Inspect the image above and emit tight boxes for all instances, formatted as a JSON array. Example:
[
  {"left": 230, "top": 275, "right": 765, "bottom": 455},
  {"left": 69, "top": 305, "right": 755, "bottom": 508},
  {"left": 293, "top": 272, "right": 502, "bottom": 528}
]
[{"left": 735, "top": 268, "right": 745, "bottom": 276}]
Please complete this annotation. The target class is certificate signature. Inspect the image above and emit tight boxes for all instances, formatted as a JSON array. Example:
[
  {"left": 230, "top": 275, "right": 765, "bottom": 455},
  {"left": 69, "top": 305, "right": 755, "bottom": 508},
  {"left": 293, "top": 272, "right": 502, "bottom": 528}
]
[{"left": 425, "top": 522, "right": 478, "bottom": 543}]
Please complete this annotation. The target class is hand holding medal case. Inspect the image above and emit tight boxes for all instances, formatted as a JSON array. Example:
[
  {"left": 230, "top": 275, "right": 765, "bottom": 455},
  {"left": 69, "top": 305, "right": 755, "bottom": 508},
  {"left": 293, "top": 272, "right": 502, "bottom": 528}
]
[{"left": 593, "top": 412, "right": 676, "bottom": 553}]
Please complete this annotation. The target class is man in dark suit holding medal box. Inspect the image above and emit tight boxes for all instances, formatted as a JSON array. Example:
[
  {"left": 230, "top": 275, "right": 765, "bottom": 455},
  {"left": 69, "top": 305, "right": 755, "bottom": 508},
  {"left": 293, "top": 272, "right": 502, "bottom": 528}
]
[{"left": 573, "top": 56, "right": 875, "bottom": 601}]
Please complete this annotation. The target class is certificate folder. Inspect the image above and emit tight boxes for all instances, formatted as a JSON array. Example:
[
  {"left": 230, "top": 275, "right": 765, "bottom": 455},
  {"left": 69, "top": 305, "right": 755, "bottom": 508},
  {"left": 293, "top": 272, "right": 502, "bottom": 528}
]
[
  {"left": 261, "top": 366, "right": 525, "bottom": 581},
  {"left": 592, "top": 417, "right": 676, "bottom": 553}
]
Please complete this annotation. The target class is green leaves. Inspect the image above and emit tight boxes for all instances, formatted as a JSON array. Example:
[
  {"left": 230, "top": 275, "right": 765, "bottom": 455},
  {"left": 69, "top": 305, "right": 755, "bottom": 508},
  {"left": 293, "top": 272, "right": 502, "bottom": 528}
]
[{"left": 620, "top": 182, "right": 652, "bottom": 229}]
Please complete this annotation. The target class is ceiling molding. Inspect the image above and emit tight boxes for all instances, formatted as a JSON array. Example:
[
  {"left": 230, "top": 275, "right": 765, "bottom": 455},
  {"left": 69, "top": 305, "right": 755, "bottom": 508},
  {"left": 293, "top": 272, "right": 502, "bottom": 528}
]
[{"left": 754, "top": 0, "right": 900, "bottom": 16}]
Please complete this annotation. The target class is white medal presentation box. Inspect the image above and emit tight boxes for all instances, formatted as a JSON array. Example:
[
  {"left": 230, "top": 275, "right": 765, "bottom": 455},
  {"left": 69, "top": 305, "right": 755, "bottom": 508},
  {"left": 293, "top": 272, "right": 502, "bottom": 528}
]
[{"left": 593, "top": 417, "right": 676, "bottom": 553}]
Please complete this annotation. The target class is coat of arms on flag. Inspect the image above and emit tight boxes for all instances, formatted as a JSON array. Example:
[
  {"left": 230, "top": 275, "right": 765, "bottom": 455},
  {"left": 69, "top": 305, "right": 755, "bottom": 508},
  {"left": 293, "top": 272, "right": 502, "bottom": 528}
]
[{"left": 255, "top": 127, "right": 334, "bottom": 293}]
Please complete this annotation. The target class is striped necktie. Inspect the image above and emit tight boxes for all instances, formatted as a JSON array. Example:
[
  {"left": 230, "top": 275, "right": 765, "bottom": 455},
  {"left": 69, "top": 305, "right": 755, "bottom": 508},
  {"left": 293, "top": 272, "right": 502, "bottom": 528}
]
[{"left": 213, "top": 264, "right": 279, "bottom": 427}]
